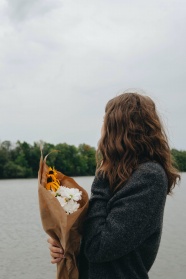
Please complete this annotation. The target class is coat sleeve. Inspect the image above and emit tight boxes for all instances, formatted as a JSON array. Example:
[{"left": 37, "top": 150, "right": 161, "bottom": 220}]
[{"left": 83, "top": 163, "right": 168, "bottom": 263}]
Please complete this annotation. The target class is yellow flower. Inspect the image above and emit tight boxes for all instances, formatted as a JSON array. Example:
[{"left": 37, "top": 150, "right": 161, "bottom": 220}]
[
  {"left": 48, "top": 167, "right": 58, "bottom": 177},
  {"left": 45, "top": 167, "right": 60, "bottom": 192}
]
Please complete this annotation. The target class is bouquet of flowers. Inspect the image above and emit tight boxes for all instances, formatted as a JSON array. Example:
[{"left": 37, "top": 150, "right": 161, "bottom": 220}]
[
  {"left": 46, "top": 167, "right": 83, "bottom": 214},
  {"left": 38, "top": 151, "right": 89, "bottom": 279}
]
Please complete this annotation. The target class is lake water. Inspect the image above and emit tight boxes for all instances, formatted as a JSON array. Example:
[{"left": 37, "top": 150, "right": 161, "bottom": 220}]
[{"left": 0, "top": 174, "right": 185, "bottom": 279}]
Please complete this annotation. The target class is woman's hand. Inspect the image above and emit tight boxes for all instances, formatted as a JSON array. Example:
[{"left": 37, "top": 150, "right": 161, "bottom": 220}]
[{"left": 47, "top": 237, "right": 65, "bottom": 264}]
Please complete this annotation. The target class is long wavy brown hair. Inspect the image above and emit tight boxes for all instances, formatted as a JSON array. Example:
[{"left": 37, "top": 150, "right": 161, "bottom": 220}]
[{"left": 96, "top": 92, "right": 180, "bottom": 195}]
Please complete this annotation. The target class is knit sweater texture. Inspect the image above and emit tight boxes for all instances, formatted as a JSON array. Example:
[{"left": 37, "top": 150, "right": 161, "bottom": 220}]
[{"left": 78, "top": 162, "right": 168, "bottom": 279}]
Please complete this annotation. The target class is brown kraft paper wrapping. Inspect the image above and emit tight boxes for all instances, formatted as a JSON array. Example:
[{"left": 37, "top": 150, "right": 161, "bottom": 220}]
[{"left": 38, "top": 152, "right": 89, "bottom": 279}]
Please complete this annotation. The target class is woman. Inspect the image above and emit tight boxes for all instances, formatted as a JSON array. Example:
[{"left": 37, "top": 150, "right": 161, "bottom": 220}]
[{"left": 48, "top": 92, "right": 180, "bottom": 279}]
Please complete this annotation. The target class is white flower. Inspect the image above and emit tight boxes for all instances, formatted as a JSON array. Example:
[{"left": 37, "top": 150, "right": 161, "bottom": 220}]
[
  {"left": 63, "top": 199, "right": 80, "bottom": 214},
  {"left": 56, "top": 196, "right": 67, "bottom": 207},
  {"left": 55, "top": 186, "right": 65, "bottom": 197},
  {"left": 57, "top": 186, "right": 82, "bottom": 202},
  {"left": 54, "top": 186, "right": 82, "bottom": 214}
]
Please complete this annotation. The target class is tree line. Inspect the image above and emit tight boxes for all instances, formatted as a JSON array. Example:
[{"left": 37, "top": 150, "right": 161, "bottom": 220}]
[
  {"left": 0, "top": 141, "right": 96, "bottom": 178},
  {"left": 0, "top": 141, "right": 185, "bottom": 179}
]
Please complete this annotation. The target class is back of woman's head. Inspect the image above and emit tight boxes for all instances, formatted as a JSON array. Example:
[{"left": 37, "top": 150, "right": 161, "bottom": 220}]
[{"left": 97, "top": 92, "right": 180, "bottom": 194}]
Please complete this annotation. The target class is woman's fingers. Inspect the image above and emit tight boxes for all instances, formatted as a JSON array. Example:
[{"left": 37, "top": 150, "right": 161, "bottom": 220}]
[
  {"left": 48, "top": 243, "right": 64, "bottom": 256},
  {"left": 47, "top": 237, "right": 62, "bottom": 249},
  {"left": 47, "top": 237, "right": 65, "bottom": 264},
  {"left": 50, "top": 246, "right": 64, "bottom": 259},
  {"left": 50, "top": 245, "right": 64, "bottom": 254},
  {"left": 50, "top": 250, "right": 64, "bottom": 260},
  {"left": 51, "top": 257, "right": 62, "bottom": 264}
]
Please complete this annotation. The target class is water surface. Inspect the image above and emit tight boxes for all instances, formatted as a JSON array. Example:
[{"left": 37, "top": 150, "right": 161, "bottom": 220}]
[{"left": 0, "top": 175, "right": 185, "bottom": 279}]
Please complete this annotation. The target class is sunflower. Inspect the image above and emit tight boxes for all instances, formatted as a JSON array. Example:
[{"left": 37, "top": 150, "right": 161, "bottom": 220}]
[
  {"left": 45, "top": 167, "right": 60, "bottom": 192},
  {"left": 48, "top": 167, "right": 58, "bottom": 176}
]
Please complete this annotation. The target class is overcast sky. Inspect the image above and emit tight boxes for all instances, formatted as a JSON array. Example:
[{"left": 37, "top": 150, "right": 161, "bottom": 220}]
[{"left": 0, "top": 0, "right": 186, "bottom": 149}]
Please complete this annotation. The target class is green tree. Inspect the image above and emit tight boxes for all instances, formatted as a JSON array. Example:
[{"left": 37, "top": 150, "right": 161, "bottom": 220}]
[
  {"left": 0, "top": 140, "right": 97, "bottom": 178},
  {"left": 0, "top": 141, "right": 13, "bottom": 178},
  {"left": 171, "top": 149, "right": 186, "bottom": 172},
  {"left": 10, "top": 141, "right": 33, "bottom": 177},
  {"left": 78, "top": 144, "right": 96, "bottom": 175},
  {"left": 54, "top": 143, "right": 80, "bottom": 175},
  {"left": 29, "top": 142, "right": 42, "bottom": 177},
  {"left": 3, "top": 161, "right": 30, "bottom": 178},
  {"left": 0, "top": 148, "right": 9, "bottom": 178}
]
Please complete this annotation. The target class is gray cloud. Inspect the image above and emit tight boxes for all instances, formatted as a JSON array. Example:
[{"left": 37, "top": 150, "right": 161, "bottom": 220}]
[
  {"left": 6, "top": 0, "right": 61, "bottom": 21},
  {"left": 0, "top": 0, "right": 186, "bottom": 149}
]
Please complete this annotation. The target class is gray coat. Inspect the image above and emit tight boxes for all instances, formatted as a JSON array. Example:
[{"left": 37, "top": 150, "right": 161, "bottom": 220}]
[{"left": 79, "top": 162, "right": 168, "bottom": 279}]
